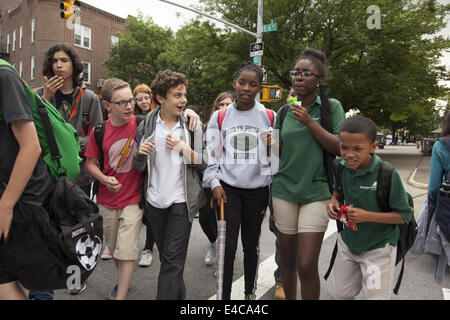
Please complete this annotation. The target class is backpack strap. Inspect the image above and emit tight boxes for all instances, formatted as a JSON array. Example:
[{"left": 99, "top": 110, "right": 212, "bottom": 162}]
[
  {"left": 265, "top": 109, "right": 275, "bottom": 127},
  {"left": 218, "top": 108, "right": 227, "bottom": 131},
  {"left": 376, "top": 160, "right": 394, "bottom": 212},
  {"left": 324, "top": 158, "right": 345, "bottom": 281}
]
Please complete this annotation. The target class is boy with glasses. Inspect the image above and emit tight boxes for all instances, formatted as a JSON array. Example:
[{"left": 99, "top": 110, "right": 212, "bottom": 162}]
[{"left": 85, "top": 78, "right": 144, "bottom": 300}]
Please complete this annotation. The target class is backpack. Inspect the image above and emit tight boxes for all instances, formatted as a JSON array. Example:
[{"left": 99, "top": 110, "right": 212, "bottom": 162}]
[
  {"left": 0, "top": 76, "right": 102, "bottom": 290},
  {"left": 0, "top": 59, "right": 82, "bottom": 182},
  {"left": 435, "top": 175, "right": 450, "bottom": 242},
  {"left": 324, "top": 158, "right": 418, "bottom": 295}
]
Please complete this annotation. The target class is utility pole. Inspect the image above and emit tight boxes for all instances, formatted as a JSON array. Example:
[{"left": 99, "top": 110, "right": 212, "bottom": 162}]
[{"left": 256, "top": 0, "right": 263, "bottom": 67}]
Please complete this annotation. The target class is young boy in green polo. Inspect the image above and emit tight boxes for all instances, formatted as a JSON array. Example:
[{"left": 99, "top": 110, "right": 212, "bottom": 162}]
[{"left": 326, "top": 115, "right": 414, "bottom": 300}]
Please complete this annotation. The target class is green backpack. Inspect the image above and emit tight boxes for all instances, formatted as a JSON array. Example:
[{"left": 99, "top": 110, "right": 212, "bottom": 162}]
[{"left": 0, "top": 59, "right": 82, "bottom": 181}]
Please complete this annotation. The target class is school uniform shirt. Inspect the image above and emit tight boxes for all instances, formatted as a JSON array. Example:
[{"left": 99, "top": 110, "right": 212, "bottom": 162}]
[
  {"left": 85, "top": 116, "right": 143, "bottom": 210},
  {"left": 0, "top": 66, "right": 53, "bottom": 202},
  {"left": 147, "top": 114, "right": 185, "bottom": 209},
  {"left": 272, "top": 96, "right": 345, "bottom": 204},
  {"left": 202, "top": 101, "right": 275, "bottom": 190},
  {"left": 339, "top": 154, "right": 414, "bottom": 255}
]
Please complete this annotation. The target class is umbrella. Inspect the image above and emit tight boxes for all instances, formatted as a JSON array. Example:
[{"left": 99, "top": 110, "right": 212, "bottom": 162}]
[{"left": 211, "top": 197, "right": 225, "bottom": 300}]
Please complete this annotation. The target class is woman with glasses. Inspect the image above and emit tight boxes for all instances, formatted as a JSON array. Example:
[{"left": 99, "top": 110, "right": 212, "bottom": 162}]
[{"left": 271, "top": 49, "right": 345, "bottom": 300}]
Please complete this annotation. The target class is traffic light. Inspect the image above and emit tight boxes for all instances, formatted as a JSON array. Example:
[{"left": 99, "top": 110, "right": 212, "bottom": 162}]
[
  {"left": 60, "top": 0, "right": 81, "bottom": 19},
  {"left": 261, "top": 85, "right": 282, "bottom": 103}
]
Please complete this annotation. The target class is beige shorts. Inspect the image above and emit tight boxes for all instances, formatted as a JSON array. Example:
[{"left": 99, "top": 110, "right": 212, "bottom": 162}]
[
  {"left": 273, "top": 196, "right": 329, "bottom": 234},
  {"left": 327, "top": 236, "right": 397, "bottom": 300},
  {"left": 99, "top": 204, "right": 143, "bottom": 261}
]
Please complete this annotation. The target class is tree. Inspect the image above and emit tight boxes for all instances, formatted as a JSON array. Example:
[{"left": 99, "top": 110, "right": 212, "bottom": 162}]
[{"left": 104, "top": 14, "right": 174, "bottom": 89}]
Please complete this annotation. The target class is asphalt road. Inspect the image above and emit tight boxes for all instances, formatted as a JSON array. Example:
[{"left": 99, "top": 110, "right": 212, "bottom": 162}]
[{"left": 53, "top": 144, "right": 449, "bottom": 300}]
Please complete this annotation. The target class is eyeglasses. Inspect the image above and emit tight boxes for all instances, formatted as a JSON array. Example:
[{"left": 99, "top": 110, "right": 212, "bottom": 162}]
[
  {"left": 289, "top": 70, "right": 320, "bottom": 78},
  {"left": 109, "top": 98, "right": 136, "bottom": 108}
]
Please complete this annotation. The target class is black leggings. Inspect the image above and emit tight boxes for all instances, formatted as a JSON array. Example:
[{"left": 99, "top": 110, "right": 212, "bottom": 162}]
[{"left": 220, "top": 181, "right": 269, "bottom": 300}]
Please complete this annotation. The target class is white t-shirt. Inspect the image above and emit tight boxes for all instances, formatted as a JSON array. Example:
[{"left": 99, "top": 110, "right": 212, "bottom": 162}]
[{"left": 147, "top": 114, "right": 185, "bottom": 209}]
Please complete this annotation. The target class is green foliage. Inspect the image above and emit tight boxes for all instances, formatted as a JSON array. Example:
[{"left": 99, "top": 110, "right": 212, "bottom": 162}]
[{"left": 105, "top": 0, "right": 449, "bottom": 128}]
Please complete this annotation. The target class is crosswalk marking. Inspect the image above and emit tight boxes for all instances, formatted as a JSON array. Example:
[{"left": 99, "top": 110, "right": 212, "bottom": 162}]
[
  {"left": 209, "top": 221, "right": 338, "bottom": 300},
  {"left": 443, "top": 288, "right": 450, "bottom": 300}
]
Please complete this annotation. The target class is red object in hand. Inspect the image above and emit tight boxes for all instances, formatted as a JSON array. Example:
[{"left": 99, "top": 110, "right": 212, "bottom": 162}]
[{"left": 336, "top": 204, "right": 357, "bottom": 231}]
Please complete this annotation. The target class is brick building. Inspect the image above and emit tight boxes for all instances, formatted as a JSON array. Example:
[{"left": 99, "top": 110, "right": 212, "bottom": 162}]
[{"left": 0, "top": 0, "right": 127, "bottom": 93}]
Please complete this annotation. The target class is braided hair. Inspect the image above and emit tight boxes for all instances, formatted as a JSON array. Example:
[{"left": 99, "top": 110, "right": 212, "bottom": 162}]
[
  {"left": 298, "top": 49, "right": 335, "bottom": 192},
  {"left": 235, "top": 62, "right": 264, "bottom": 85}
]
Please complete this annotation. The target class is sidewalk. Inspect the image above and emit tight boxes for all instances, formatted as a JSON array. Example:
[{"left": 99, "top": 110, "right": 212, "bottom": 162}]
[{"left": 409, "top": 154, "right": 431, "bottom": 189}]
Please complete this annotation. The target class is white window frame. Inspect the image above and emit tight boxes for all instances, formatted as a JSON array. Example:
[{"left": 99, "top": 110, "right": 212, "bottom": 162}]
[
  {"left": 111, "top": 35, "right": 119, "bottom": 46},
  {"left": 19, "top": 61, "right": 22, "bottom": 78},
  {"left": 31, "top": 18, "right": 36, "bottom": 43},
  {"left": 12, "top": 29, "right": 16, "bottom": 51},
  {"left": 6, "top": 34, "right": 10, "bottom": 54},
  {"left": 31, "top": 56, "right": 35, "bottom": 79},
  {"left": 82, "top": 61, "right": 91, "bottom": 84},
  {"left": 74, "top": 25, "right": 92, "bottom": 50},
  {"left": 19, "top": 25, "right": 23, "bottom": 48}
]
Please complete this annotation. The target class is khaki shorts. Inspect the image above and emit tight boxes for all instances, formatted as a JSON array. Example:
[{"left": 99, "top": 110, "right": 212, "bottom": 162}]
[
  {"left": 273, "top": 197, "right": 329, "bottom": 234},
  {"left": 327, "top": 236, "right": 397, "bottom": 300},
  {"left": 99, "top": 204, "right": 143, "bottom": 261}
]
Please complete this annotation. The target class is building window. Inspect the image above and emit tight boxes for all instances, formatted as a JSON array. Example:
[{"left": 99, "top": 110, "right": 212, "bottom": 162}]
[
  {"left": 31, "top": 56, "right": 35, "bottom": 79},
  {"left": 31, "top": 18, "right": 36, "bottom": 43},
  {"left": 19, "top": 26, "right": 23, "bottom": 48},
  {"left": 6, "top": 34, "right": 10, "bottom": 54},
  {"left": 74, "top": 25, "right": 91, "bottom": 50},
  {"left": 82, "top": 61, "right": 91, "bottom": 84},
  {"left": 12, "top": 30, "right": 16, "bottom": 51},
  {"left": 111, "top": 35, "right": 119, "bottom": 46},
  {"left": 19, "top": 61, "right": 22, "bottom": 77}
]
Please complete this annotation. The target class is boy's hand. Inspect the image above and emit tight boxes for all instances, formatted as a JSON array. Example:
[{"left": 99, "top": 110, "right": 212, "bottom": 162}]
[
  {"left": 43, "top": 75, "right": 64, "bottom": 101},
  {"left": 212, "top": 186, "right": 227, "bottom": 205},
  {"left": 326, "top": 197, "right": 340, "bottom": 220},
  {"left": 138, "top": 142, "right": 155, "bottom": 156},
  {"left": 0, "top": 203, "right": 13, "bottom": 241},
  {"left": 102, "top": 176, "right": 123, "bottom": 193},
  {"left": 346, "top": 207, "right": 370, "bottom": 224},
  {"left": 166, "top": 134, "right": 187, "bottom": 152},
  {"left": 183, "top": 109, "right": 201, "bottom": 131}
]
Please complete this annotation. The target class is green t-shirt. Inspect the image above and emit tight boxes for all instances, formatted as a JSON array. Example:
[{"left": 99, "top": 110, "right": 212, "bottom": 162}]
[
  {"left": 272, "top": 96, "right": 345, "bottom": 204},
  {"left": 339, "top": 155, "right": 414, "bottom": 255}
]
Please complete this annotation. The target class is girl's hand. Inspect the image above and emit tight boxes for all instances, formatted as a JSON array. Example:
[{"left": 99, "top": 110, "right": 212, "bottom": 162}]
[
  {"left": 212, "top": 186, "right": 227, "bottom": 205},
  {"left": 43, "top": 75, "right": 64, "bottom": 101},
  {"left": 138, "top": 142, "right": 155, "bottom": 156},
  {"left": 291, "top": 103, "right": 314, "bottom": 126},
  {"left": 260, "top": 130, "right": 275, "bottom": 148}
]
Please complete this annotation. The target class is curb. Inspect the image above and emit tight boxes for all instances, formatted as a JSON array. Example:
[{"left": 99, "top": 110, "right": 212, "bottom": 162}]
[{"left": 408, "top": 168, "right": 428, "bottom": 190}]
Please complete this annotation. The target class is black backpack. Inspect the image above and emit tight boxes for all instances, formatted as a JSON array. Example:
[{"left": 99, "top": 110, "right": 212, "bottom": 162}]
[
  {"left": 324, "top": 158, "right": 417, "bottom": 295},
  {"left": 435, "top": 177, "right": 450, "bottom": 242},
  {"left": 2, "top": 105, "right": 103, "bottom": 291}
]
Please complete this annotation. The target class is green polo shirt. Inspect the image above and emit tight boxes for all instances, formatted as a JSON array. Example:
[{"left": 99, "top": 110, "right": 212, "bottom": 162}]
[
  {"left": 339, "top": 155, "right": 414, "bottom": 255},
  {"left": 272, "top": 96, "right": 345, "bottom": 204}
]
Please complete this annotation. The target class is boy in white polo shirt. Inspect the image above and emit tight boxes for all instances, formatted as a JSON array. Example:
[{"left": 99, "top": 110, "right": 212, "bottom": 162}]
[{"left": 133, "top": 70, "right": 205, "bottom": 300}]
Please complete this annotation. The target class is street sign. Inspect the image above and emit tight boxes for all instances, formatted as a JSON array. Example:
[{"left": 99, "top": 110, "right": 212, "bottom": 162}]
[
  {"left": 250, "top": 42, "right": 264, "bottom": 57},
  {"left": 252, "top": 55, "right": 261, "bottom": 65},
  {"left": 263, "top": 23, "right": 277, "bottom": 33}
]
